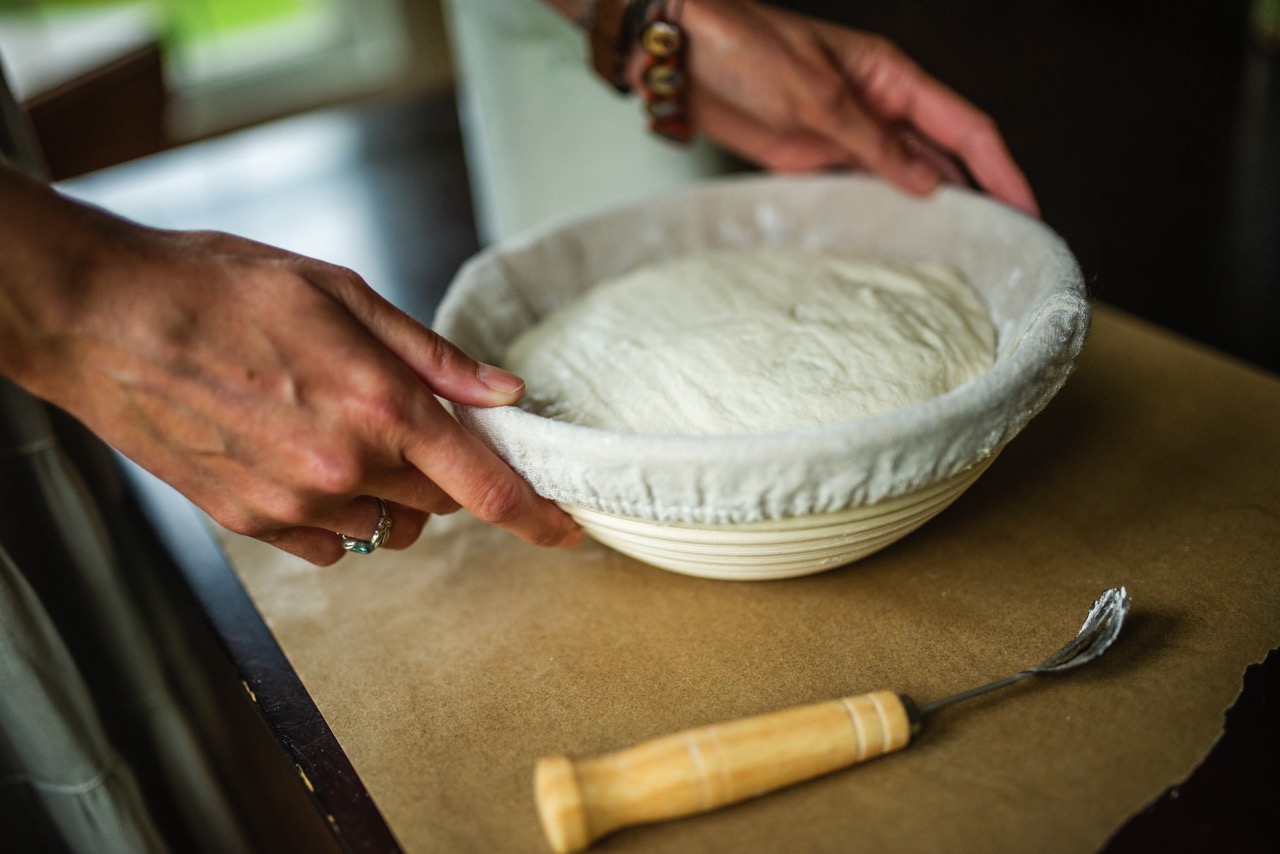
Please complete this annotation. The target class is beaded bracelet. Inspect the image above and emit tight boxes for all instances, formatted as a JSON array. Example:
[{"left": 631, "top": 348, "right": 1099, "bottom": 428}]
[
  {"left": 638, "top": 0, "right": 692, "bottom": 143},
  {"left": 587, "top": 0, "right": 693, "bottom": 144}
]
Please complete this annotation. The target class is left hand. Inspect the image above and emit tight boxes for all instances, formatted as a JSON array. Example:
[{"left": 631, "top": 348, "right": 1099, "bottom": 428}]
[
  {"left": 0, "top": 169, "right": 581, "bottom": 565},
  {"left": 655, "top": 0, "right": 1039, "bottom": 216}
]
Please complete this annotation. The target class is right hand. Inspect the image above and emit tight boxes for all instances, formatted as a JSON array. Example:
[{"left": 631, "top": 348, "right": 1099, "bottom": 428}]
[{"left": 669, "top": 0, "right": 1040, "bottom": 216}]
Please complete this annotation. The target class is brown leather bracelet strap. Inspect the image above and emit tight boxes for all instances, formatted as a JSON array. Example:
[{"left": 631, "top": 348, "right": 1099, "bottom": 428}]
[{"left": 588, "top": 0, "right": 633, "bottom": 92}]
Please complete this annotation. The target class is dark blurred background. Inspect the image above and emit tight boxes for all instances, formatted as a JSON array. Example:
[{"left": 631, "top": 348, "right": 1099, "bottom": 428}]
[{"left": 794, "top": 0, "right": 1279, "bottom": 374}]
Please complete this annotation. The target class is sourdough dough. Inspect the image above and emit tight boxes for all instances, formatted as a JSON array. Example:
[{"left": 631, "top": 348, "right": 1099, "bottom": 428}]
[{"left": 503, "top": 249, "right": 996, "bottom": 435}]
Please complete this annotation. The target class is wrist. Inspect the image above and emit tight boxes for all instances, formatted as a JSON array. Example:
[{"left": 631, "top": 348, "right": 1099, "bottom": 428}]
[{"left": 0, "top": 166, "right": 121, "bottom": 396}]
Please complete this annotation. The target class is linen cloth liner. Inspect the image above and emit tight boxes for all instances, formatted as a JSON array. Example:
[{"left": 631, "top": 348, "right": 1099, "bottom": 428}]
[{"left": 435, "top": 174, "right": 1089, "bottom": 524}]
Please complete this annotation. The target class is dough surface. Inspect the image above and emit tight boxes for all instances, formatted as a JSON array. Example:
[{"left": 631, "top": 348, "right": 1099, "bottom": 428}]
[{"left": 503, "top": 249, "right": 996, "bottom": 435}]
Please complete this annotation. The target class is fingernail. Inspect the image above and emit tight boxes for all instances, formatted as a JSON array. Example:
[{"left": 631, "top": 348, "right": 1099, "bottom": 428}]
[{"left": 477, "top": 363, "right": 525, "bottom": 395}]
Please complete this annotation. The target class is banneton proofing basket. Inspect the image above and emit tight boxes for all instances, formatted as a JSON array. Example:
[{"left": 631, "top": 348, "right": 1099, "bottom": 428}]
[{"left": 435, "top": 174, "right": 1088, "bottom": 580}]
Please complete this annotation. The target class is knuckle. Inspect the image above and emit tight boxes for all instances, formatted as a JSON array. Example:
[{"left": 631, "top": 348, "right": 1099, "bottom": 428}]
[
  {"left": 422, "top": 328, "right": 469, "bottom": 374},
  {"left": 861, "top": 34, "right": 902, "bottom": 65},
  {"left": 297, "top": 446, "right": 366, "bottom": 496},
  {"left": 468, "top": 473, "right": 527, "bottom": 525},
  {"left": 271, "top": 493, "right": 315, "bottom": 528},
  {"left": 346, "top": 369, "right": 410, "bottom": 428},
  {"left": 217, "top": 508, "right": 274, "bottom": 540},
  {"left": 793, "top": 70, "right": 846, "bottom": 126},
  {"left": 319, "top": 261, "right": 370, "bottom": 296},
  {"left": 187, "top": 228, "right": 231, "bottom": 249},
  {"left": 329, "top": 262, "right": 361, "bottom": 282},
  {"left": 222, "top": 479, "right": 326, "bottom": 531}
]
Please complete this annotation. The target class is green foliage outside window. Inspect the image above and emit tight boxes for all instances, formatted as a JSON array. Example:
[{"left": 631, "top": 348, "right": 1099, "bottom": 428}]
[{"left": 0, "top": 0, "right": 320, "bottom": 53}]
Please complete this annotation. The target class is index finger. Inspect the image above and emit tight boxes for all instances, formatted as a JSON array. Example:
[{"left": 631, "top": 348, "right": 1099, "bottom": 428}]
[
  {"left": 838, "top": 37, "right": 1039, "bottom": 216},
  {"left": 403, "top": 407, "right": 581, "bottom": 549},
  {"left": 892, "top": 71, "right": 1039, "bottom": 215}
]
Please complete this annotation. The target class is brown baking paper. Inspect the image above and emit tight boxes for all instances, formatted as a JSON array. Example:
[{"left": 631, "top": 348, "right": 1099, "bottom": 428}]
[{"left": 219, "top": 306, "right": 1280, "bottom": 853}]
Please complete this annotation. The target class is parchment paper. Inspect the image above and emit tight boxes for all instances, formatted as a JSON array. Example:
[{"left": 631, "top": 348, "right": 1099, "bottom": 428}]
[{"left": 219, "top": 306, "right": 1280, "bottom": 853}]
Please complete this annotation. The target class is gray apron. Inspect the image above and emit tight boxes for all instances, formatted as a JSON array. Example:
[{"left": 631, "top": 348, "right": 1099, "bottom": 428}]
[{"left": 1, "top": 61, "right": 248, "bottom": 853}]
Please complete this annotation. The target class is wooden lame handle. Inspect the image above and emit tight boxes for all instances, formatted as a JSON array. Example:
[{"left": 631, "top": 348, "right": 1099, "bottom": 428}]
[{"left": 534, "top": 690, "right": 916, "bottom": 853}]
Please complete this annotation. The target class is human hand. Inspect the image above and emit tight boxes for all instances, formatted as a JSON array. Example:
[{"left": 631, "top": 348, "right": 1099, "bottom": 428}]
[
  {"left": 1, "top": 172, "right": 580, "bottom": 564},
  {"left": 664, "top": 0, "right": 1039, "bottom": 216}
]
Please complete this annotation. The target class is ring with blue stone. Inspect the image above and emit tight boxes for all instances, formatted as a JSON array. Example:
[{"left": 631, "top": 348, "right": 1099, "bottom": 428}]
[{"left": 339, "top": 497, "right": 392, "bottom": 555}]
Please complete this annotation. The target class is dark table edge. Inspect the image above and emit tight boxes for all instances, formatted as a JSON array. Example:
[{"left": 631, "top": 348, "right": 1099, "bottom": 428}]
[{"left": 120, "top": 458, "right": 404, "bottom": 854}]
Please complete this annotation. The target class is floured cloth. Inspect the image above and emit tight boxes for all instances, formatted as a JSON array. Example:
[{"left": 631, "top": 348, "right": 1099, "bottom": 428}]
[
  {"left": 215, "top": 306, "right": 1280, "bottom": 854},
  {"left": 435, "top": 175, "right": 1088, "bottom": 524}
]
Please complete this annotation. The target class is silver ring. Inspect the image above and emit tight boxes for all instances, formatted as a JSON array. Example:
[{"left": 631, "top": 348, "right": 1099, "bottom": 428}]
[{"left": 339, "top": 498, "right": 392, "bottom": 554}]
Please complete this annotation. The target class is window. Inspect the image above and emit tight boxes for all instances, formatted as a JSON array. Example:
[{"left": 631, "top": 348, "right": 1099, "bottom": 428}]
[
  {"left": 163, "top": 0, "right": 412, "bottom": 138},
  {"left": 0, "top": 0, "right": 421, "bottom": 141}
]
